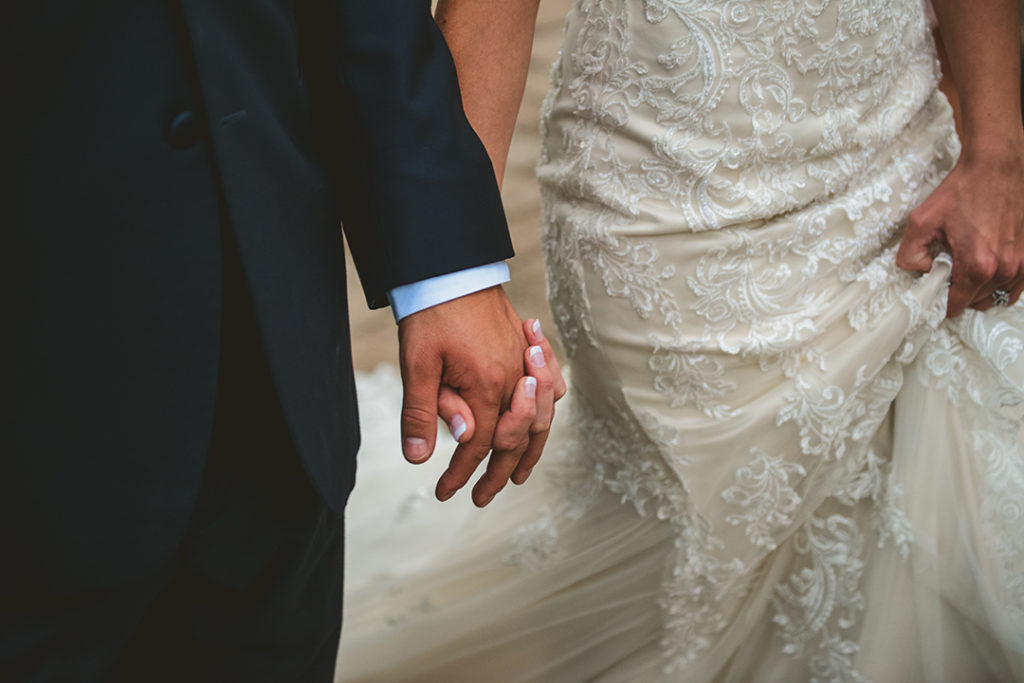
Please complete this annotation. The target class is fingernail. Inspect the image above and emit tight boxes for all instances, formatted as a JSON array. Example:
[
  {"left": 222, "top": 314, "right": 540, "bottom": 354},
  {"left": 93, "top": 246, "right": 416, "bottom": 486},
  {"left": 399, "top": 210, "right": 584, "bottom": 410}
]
[
  {"left": 404, "top": 437, "right": 429, "bottom": 462},
  {"left": 524, "top": 376, "right": 537, "bottom": 398},
  {"left": 437, "top": 487, "right": 455, "bottom": 502},
  {"left": 522, "top": 467, "right": 534, "bottom": 483},
  {"left": 450, "top": 414, "right": 467, "bottom": 441},
  {"left": 532, "top": 319, "right": 544, "bottom": 340},
  {"left": 481, "top": 492, "right": 496, "bottom": 506},
  {"left": 529, "top": 345, "right": 546, "bottom": 367}
]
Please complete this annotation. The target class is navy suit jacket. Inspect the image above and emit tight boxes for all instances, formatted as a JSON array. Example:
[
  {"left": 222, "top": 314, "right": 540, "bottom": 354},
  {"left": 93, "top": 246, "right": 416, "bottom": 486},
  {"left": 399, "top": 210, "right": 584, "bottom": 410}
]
[{"left": 2, "top": 1, "right": 513, "bottom": 590}]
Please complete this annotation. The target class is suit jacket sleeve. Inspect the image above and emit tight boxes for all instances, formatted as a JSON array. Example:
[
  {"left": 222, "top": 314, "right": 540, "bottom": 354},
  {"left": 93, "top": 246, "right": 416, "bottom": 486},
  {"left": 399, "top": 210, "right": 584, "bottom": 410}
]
[{"left": 317, "top": 0, "right": 515, "bottom": 310}]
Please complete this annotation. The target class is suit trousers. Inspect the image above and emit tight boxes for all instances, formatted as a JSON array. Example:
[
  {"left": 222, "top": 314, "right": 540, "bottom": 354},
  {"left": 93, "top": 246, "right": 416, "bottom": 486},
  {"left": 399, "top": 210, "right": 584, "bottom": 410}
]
[{"left": 1, "top": 221, "right": 347, "bottom": 682}]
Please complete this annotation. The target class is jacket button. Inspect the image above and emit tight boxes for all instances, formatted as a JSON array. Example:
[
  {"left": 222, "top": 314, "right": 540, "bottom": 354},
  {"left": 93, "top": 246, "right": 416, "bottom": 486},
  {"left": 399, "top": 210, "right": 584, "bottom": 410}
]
[{"left": 167, "top": 110, "right": 201, "bottom": 149}]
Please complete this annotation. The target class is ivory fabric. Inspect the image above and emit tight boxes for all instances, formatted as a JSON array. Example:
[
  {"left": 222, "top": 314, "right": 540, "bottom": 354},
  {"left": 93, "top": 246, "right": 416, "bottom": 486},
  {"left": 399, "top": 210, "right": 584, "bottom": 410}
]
[{"left": 338, "top": 2, "right": 1024, "bottom": 680}]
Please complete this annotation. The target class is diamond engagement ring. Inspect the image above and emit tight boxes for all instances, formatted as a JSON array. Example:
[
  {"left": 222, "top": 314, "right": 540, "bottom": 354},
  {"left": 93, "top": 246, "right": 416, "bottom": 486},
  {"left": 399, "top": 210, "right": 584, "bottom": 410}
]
[{"left": 992, "top": 289, "right": 1011, "bottom": 307}]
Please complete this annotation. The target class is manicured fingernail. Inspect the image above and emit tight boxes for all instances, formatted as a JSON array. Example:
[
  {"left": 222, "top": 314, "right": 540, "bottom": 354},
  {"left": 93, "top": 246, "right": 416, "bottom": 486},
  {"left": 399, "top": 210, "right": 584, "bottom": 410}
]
[
  {"left": 529, "top": 345, "right": 546, "bottom": 367},
  {"left": 524, "top": 376, "right": 537, "bottom": 398},
  {"left": 450, "top": 414, "right": 467, "bottom": 441},
  {"left": 532, "top": 319, "right": 544, "bottom": 340},
  {"left": 404, "top": 437, "right": 429, "bottom": 462}
]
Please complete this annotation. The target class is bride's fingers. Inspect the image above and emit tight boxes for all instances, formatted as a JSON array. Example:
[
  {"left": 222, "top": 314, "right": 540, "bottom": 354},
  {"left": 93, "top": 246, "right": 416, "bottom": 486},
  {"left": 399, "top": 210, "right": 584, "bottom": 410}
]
[
  {"left": 471, "top": 374, "right": 537, "bottom": 507},
  {"left": 525, "top": 344, "right": 555, "bottom": 432},
  {"left": 1008, "top": 278, "right": 1024, "bottom": 307},
  {"left": 970, "top": 276, "right": 1024, "bottom": 312},
  {"left": 962, "top": 266, "right": 1019, "bottom": 313},
  {"left": 895, "top": 209, "right": 941, "bottom": 273},
  {"left": 436, "top": 385, "right": 475, "bottom": 445},
  {"left": 524, "top": 319, "right": 567, "bottom": 400},
  {"left": 510, "top": 341, "right": 555, "bottom": 485}
]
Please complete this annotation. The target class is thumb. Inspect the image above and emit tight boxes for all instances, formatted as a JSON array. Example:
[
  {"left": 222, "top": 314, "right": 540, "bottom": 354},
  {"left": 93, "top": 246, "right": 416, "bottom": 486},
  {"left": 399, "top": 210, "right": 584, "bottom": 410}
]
[
  {"left": 399, "top": 351, "right": 442, "bottom": 464},
  {"left": 896, "top": 211, "right": 941, "bottom": 274},
  {"left": 438, "top": 386, "right": 476, "bottom": 444}
]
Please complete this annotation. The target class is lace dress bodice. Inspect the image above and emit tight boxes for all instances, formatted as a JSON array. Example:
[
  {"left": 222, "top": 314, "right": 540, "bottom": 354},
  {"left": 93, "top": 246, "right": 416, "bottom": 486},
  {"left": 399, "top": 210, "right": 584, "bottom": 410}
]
[{"left": 535, "top": 1, "right": 1024, "bottom": 678}]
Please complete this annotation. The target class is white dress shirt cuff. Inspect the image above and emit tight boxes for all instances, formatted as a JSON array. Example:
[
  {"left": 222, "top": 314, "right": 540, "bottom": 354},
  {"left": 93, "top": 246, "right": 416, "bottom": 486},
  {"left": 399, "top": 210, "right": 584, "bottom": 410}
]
[{"left": 387, "top": 261, "right": 511, "bottom": 322}]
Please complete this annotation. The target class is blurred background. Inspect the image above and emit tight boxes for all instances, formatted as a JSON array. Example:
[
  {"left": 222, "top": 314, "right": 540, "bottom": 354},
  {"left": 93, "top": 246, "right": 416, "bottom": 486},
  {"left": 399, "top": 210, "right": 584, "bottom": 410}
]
[{"left": 346, "top": 1, "right": 574, "bottom": 372}]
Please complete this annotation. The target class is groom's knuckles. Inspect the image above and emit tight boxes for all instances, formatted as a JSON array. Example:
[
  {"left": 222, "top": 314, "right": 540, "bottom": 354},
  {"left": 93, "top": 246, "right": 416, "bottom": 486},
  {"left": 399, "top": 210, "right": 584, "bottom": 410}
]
[
  {"left": 458, "top": 355, "right": 507, "bottom": 392},
  {"left": 458, "top": 378, "right": 505, "bottom": 420},
  {"left": 494, "top": 430, "right": 530, "bottom": 453},
  {"left": 400, "top": 334, "right": 440, "bottom": 375},
  {"left": 495, "top": 410, "right": 533, "bottom": 451},
  {"left": 492, "top": 405, "right": 534, "bottom": 453},
  {"left": 483, "top": 369, "right": 514, "bottom": 408}
]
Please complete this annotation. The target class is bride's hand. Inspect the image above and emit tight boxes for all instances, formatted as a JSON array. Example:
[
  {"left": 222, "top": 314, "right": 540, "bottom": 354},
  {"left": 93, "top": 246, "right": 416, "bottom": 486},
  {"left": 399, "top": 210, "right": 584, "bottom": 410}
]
[
  {"left": 898, "top": 0, "right": 1024, "bottom": 318},
  {"left": 896, "top": 143, "right": 1024, "bottom": 317},
  {"left": 437, "top": 319, "right": 566, "bottom": 505},
  {"left": 507, "top": 320, "right": 566, "bottom": 487}
]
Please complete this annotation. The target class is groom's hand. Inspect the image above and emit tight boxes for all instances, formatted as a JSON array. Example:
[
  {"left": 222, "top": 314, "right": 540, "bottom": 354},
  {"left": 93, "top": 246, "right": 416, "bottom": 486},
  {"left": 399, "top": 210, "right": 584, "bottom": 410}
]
[
  {"left": 398, "top": 285, "right": 527, "bottom": 505},
  {"left": 435, "top": 319, "right": 567, "bottom": 505}
]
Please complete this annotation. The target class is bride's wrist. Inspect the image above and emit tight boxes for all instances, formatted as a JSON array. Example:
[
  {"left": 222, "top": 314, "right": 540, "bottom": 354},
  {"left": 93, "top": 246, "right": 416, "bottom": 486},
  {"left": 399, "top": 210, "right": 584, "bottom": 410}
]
[{"left": 958, "top": 131, "right": 1024, "bottom": 170}]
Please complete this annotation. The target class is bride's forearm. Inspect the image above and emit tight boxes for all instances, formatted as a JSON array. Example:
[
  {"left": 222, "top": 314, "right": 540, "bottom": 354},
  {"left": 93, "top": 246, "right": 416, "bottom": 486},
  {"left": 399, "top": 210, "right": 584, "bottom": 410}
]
[
  {"left": 931, "top": 0, "right": 1023, "bottom": 157},
  {"left": 435, "top": 0, "right": 541, "bottom": 187}
]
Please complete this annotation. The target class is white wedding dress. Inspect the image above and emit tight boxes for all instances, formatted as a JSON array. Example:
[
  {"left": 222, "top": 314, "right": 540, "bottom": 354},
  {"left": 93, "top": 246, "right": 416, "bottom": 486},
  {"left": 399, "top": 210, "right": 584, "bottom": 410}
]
[{"left": 337, "top": 1, "right": 1024, "bottom": 680}]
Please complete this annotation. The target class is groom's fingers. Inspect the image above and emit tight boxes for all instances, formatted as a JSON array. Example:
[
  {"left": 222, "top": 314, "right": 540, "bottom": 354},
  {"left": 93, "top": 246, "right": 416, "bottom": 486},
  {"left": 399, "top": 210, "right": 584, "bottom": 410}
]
[
  {"left": 396, "top": 286, "right": 529, "bottom": 501},
  {"left": 399, "top": 348, "right": 443, "bottom": 464},
  {"left": 472, "top": 374, "right": 537, "bottom": 506}
]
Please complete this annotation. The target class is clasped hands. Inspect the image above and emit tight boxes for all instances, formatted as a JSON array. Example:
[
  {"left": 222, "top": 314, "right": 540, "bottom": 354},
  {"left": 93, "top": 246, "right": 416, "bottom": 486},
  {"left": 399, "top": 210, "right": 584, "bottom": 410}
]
[{"left": 397, "top": 286, "right": 566, "bottom": 507}]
